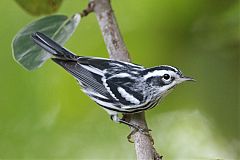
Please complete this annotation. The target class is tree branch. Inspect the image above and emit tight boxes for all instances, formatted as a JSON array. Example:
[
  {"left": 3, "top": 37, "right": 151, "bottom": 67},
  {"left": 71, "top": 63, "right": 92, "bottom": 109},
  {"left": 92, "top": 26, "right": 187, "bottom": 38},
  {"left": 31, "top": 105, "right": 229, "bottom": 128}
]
[
  {"left": 88, "top": 0, "right": 162, "bottom": 159},
  {"left": 89, "top": 0, "right": 130, "bottom": 62}
]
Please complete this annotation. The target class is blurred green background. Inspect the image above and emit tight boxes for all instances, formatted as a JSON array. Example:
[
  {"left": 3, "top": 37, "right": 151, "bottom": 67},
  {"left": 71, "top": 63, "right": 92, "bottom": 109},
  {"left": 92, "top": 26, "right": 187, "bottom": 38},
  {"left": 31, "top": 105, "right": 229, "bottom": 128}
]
[{"left": 0, "top": 0, "right": 239, "bottom": 159}]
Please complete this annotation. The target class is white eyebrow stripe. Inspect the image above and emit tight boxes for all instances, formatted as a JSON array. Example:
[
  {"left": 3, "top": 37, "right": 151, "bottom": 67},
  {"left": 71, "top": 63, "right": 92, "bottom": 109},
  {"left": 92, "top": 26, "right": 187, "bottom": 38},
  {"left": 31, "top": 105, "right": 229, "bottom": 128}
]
[
  {"left": 117, "top": 87, "right": 140, "bottom": 105},
  {"left": 143, "top": 70, "right": 175, "bottom": 79}
]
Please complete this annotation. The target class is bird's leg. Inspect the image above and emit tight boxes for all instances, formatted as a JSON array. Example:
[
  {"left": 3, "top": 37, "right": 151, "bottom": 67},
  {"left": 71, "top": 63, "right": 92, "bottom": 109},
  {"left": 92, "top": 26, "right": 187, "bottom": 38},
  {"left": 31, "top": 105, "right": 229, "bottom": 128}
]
[{"left": 111, "top": 114, "right": 153, "bottom": 143}]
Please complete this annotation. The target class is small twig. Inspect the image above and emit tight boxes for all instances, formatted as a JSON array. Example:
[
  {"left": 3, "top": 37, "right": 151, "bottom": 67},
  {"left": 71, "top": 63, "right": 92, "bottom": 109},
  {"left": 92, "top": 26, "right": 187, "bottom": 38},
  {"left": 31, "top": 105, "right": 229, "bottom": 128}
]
[{"left": 80, "top": 1, "right": 95, "bottom": 17}]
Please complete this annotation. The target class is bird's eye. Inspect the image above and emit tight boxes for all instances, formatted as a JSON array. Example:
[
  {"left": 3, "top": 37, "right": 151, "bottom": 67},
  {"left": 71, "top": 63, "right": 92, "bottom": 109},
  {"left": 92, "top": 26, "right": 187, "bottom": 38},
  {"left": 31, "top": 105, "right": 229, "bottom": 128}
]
[{"left": 163, "top": 74, "right": 170, "bottom": 80}]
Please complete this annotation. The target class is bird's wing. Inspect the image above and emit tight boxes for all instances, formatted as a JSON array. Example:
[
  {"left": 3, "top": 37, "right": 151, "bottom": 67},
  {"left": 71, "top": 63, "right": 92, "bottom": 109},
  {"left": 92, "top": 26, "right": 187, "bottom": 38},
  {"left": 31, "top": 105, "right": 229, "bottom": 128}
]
[
  {"left": 52, "top": 58, "right": 152, "bottom": 113},
  {"left": 75, "top": 57, "right": 152, "bottom": 112}
]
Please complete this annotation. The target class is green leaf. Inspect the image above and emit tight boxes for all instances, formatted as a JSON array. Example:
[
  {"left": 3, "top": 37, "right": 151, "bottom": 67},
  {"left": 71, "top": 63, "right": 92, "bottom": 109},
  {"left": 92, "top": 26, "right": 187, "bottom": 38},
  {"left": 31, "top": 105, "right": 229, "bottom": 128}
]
[
  {"left": 12, "top": 14, "right": 81, "bottom": 71},
  {"left": 15, "top": 0, "right": 63, "bottom": 16}
]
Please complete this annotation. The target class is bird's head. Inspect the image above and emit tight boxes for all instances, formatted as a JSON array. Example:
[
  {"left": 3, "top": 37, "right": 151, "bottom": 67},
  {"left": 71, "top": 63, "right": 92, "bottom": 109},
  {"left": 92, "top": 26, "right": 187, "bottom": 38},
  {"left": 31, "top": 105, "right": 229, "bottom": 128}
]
[{"left": 143, "top": 65, "right": 194, "bottom": 95}]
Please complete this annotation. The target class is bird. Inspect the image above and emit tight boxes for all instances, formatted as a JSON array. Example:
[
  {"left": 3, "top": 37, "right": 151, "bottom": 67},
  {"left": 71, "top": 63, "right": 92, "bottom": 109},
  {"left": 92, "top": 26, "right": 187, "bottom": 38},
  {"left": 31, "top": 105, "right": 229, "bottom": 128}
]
[{"left": 32, "top": 32, "right": 194, "bottom": 134}]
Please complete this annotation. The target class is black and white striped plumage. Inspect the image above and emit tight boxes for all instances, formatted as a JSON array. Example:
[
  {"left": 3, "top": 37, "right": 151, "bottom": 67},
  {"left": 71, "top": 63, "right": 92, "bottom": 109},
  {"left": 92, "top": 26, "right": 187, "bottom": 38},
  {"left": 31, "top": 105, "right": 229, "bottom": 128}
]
[{"left": 32, "top": 32, "right": 194, "bottom": 129}]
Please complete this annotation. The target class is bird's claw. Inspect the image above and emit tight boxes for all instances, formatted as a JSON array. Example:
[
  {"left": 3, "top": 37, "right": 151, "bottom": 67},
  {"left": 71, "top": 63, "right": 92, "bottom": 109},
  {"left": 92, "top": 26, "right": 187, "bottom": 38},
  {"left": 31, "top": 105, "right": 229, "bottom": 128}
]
[
  {"left": 127, "top": 129, "right": 137, "bottom": 143},
  {"left": 127, "top": 126, "right": 154, "bottom": 144}
]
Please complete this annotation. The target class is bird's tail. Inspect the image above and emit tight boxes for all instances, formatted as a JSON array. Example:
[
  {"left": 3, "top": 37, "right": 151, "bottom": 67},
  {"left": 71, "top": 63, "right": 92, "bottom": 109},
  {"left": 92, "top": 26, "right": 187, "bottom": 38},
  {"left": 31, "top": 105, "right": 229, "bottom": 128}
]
[{"left": 31, "top": 32, "right": 78, "bottom": 60}]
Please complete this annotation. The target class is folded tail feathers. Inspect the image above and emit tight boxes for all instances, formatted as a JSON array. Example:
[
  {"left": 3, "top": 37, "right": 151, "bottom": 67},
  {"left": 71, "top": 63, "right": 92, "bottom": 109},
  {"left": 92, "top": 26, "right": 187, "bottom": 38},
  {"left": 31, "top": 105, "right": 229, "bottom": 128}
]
[{"left": 31, "top": 32, "right": 78, "bottom": 60}]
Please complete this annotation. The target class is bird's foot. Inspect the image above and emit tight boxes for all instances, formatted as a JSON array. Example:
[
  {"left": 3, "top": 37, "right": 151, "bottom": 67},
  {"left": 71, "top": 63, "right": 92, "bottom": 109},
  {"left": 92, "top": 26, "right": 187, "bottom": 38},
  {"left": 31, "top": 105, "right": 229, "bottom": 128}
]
[{"left": 127, "top": 126, "right": 154, "bottom": 145}]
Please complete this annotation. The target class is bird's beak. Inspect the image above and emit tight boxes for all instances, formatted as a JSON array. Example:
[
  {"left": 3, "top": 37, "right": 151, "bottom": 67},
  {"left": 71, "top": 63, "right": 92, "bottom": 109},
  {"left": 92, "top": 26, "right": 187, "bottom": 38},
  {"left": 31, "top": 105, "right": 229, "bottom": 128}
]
[{"left": 177, "top": 76, "right": 196, "bottom": 83}]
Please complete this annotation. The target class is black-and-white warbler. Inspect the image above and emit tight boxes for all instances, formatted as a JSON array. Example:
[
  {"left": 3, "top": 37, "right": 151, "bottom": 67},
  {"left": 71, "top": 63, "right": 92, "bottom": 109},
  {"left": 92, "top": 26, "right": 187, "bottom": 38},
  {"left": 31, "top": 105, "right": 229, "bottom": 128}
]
[{"left": 32, "top": 32, "right": 194, "bottom": 132}]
